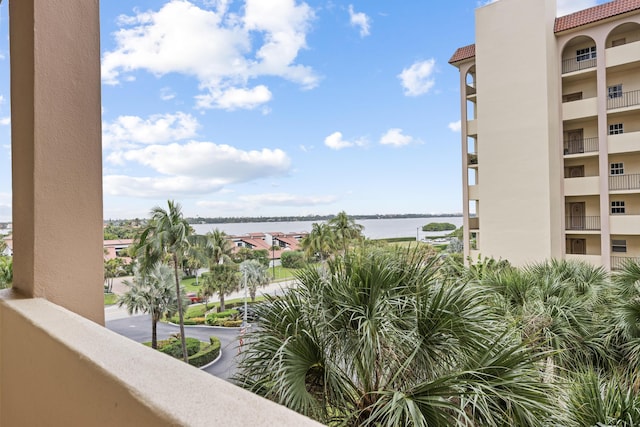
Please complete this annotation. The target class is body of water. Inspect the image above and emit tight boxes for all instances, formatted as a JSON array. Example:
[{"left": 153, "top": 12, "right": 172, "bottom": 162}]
[{"left": 191, "top": 217, "right": 462, "bottom": 240}]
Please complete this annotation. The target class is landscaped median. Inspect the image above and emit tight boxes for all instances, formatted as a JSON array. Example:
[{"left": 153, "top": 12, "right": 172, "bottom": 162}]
[
  {"left": 167, "top": 298, "right": 262, "bottom": 327},
  {"left": 145, "top": 335, "right": 221, "bottom": 368}
]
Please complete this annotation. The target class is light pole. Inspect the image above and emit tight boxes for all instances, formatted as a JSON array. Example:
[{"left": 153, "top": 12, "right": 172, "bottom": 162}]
[
  {"left": 416, "top": 227, "right": 420, "bottom": 242},
  {"left": 242, "top": 270, "right": 248, "bottom": 327},
  {"left": 272, "top": 243, "right": 276, "bottom": 279}
]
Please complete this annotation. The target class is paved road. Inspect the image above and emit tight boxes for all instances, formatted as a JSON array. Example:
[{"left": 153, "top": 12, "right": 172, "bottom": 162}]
[{"left": 106, "top": 314, "right": 249, "bottom": 381}]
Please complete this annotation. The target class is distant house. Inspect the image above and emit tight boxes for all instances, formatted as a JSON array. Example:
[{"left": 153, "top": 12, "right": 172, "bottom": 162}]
[
  {"left": 228, "top": 231, "right": 308, "bottom": 260},
  {"left": 1, "top": 235, "right": 12, "bottom": 256},
  {"left": 103, "top": 239, "right": 134, "bottom": 263}
]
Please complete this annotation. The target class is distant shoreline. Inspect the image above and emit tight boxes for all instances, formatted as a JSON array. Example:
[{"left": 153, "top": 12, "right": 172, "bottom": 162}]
[{"left": 183, "top": 213, "right": 463, "bottom": 225}]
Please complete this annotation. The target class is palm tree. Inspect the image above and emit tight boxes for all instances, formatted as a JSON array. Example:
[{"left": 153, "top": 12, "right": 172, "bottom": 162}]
[
  {"left": 134, "top": 200, "right": 193, "bottom": 362},
  {"left": 118, "top": 264, "right": 182, "bottom": 349},
  {"left": 235, "top": 247, "right": 555, "bottom": 426},
  {"left": 328, "top": 211, "right": 364, "bottom": 255},
  {"left": 240, "top": 259, "right": 269, "bottom": 302},
  {"left": 301, "top": 222, "right": 335, "bottom": 263},
  {"left": 608, "top": 259, "right": 640, "bottom": 371},
  {"left": 205, "top": 229, "right": 233, "bottom": 268},
  {"left": 202, "top": 263, "right": 239, "bottom": 312}
]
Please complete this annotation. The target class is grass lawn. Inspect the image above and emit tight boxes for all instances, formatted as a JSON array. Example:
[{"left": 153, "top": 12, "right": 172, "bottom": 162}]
[{"left": 104, "top": 293, "right": 118, "bottom": 305}]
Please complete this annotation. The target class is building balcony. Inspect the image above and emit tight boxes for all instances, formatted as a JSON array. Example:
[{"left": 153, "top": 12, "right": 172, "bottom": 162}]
[
  {"left": 468, "top": 153, "right": 478, "bottom": 167},
  {"left": 606, "top": 40, "right": 640, "bottom": 69},
  {"left": 466, "top": 84, "right": 476, "bottom": 98},
  {"left": 468, "top": 184, "right": 479, "bottom": 200},
  {"left": 566, "top": 254, "right": 603, "bottom": 267},
  {"left": 564, "top": 136, "right": 599, "bottom": 155},
  {"left": 607, "top": 89, "right": 640, "bottom": 111},
  {"left": 564, "top": 176, "right": 600, "bottom": 196},
  {"left": 610, "top": 173, "right": 640, "bottom": 191},
  {"left": 565, "top": 216, "right": 600, "bottom": 231},
  {"left": 469, "top": 216, "right": 479, "bottom": 230},
  {"left": 563, "top": 97, "right": 597, "bottom": 121},
  {"left": 608, "top": 131, "right": 640, "bottom": 154},
  {"left": 610, "top": 214, "right": 640, "bottom": 234},
  {"left": 561, "top": 55, "right": 596, "bottom": 74},
  {"left": 0, "top": 291, "right": 320, "bottom": 426},
  {"left": 467, "top": 119, "right": 477, "bottom": 136},
  {"left": 611, "top": 256, "right": 640, "bottom": 270}
]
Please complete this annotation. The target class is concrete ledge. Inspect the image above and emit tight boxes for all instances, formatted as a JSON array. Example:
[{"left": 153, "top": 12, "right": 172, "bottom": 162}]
[{"left": 0, "top": 290, "right": 322, "bottom": 427}]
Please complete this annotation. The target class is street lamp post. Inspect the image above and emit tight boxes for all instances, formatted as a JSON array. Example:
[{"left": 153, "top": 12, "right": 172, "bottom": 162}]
[
  {"left": 243, "top": 271, "right": 248, "bottom": 327},
  {"left": 272, "top": 243, "right": 276, "bottom": 279},
  {"left": 416, "top": 227, "right": 420, "bottom": 242}
]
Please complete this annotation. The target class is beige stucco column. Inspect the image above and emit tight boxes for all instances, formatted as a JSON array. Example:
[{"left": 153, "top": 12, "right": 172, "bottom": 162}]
[{"left": 10, "top": 0, "right": 104, "bottom": 323}]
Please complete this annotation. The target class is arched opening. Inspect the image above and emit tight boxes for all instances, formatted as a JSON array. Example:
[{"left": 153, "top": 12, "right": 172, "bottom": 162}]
[
  {"left": 561, "top": 35, "right": 597, "bottom": 74},
  {"left": 606, "top": 22, "right": 640, "bottom": 48}
]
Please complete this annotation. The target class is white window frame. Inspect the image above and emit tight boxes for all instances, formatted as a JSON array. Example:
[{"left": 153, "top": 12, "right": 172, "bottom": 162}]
[
  {"left": 609, "top": 123, "right": 624, "bottom": 135},
  {"left": 611, "top": 201, "right": 626, "bottom": 214},
  {"left": 610, "top": 162, "right": 624, "bottom": 176},
  {"left": 576, "top": 46, "right": 596, "bottom": 61},
  {"left": 612, "top": 239, "right": 627, "bottom": 253},
  {"left": 608, "top": 84, "right": 623, "bottom": 99}
]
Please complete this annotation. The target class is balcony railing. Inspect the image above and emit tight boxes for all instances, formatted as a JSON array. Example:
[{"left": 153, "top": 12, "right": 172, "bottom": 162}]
[
  {"left": 609, "top": 173, "right": 640, "bottom": 191},
  {"left": 565, "top": 216, "right": 601, "bottom": 231},
  {"left": 469, "top": 217, "right": 479, "bottom": 229},
  {"left": 466, "top": 84, "right": 476, "bottom": 96},
  {"left": 562, "top": 56, "right": 596, "bottom": 74},
  {"left": 611, "top": 256, "right": 640, "bottom": 270},
  {"left": 608, "top": 89, "right": 640, "bottom": 110},
  {"left": 563, "top": 137, "right": 599, "bottom": 155}
]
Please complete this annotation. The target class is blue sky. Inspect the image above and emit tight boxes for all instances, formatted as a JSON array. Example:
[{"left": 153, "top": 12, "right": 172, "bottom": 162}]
[{"left": 0, "top": 0, "right": 607, "bottom": 221}]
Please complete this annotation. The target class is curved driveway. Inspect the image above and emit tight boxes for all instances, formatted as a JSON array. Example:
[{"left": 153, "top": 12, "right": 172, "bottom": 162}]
[{"left": 106, "top": 315, "right": 247, "bottom": 380}]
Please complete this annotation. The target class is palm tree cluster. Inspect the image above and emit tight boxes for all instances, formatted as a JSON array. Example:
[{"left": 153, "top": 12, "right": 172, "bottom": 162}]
[
  {"left": 121, "top": 200, "right": 271, "bottom": 361},
  {"left": 235, "top": 247, "right": 640, "bottom": 426},
  {"left": 301, "top": 211, "right": 365, "bottom": 263}
]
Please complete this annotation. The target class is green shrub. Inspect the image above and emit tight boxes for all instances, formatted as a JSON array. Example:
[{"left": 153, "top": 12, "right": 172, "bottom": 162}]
[
  {"left": 159, "top": 337, "right": 201, "bottom": 358},
  {"left": 422, "top": 222, "right": 456, "bottom": 232},
  {"left": 188, "top": 336, "right": 221, "bottom": 367},
  {"left": 223, "top": 319, "right": 243, "bottom": 327},
  {"left": 281, "top": 250, "right": 305, "bottom": 268}
]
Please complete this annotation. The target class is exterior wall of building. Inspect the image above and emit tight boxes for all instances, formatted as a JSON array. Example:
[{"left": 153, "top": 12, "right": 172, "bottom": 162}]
[{"left": 473, "top": 0, "right": 562, "bottom": 266}]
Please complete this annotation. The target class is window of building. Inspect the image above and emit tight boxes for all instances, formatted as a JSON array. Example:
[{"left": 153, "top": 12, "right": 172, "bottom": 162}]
[
  {"left": 608, "top": 84, "right": 623, "bottom": 99},
  {"left": 576, "top": 46, "right": 596, "bottom": 61},
  {"left": 609, "top": 123, "right": 624, "bottom": 135},
  {"left": 612, "top": 239, "right": 627, "bottom": 253},
  {"left": 611, "top": 201, "right": 626, "bottom": 214},
  {"left": 610, "top": 162, "right": 624, "bottom": 175}
]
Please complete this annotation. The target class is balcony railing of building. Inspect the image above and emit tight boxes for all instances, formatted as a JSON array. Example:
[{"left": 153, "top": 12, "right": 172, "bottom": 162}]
[
  {"left": 565, "top": 216, "right": 601, "bottom": 231},
  {"left": 608, "top": 89, "right": 640, "bottom": 110},
  {"left": 469, "top": 217, "right": 479, "bottom": 229},
  {"left": 562, "top": 56, "right": 596, "bottom": 74},
  {"left": 609, "top": 173, "right": 640, "bottom": 191},
  {"left": 611, "top": 256, "right": 640, "bottom": 270},
  {"left": 563, "top": 137, "right": 598, "bottom": 155}
]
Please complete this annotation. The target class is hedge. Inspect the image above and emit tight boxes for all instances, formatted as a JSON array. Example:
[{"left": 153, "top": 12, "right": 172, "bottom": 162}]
[
  {"left": 188, "top": 336, "right": 221, "bottom": 367},
  {"left": 158, "top": 337, "right": 201, "bottom": 358}
]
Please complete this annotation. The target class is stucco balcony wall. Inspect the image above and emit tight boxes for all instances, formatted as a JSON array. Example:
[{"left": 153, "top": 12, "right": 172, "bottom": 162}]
[
  {"left": 0, "top": 291, "right": 322, "bottom": 427},
  {"left": 608, "top": 131, "right": 640, "bottom": 154},
  {"left": 610, "top": 215, "right": 640, "bottom": 235},
  {"left": 565, "top": 254, "right": 603, "bottom": 267},
  {"left": 564, "top": 176, "right": 600, "bottom": 196},
  {"left": 606, "top": 41, "right": 640, "bottom": 68},
  {"left": 562, "top": 97, "right": 598, "bottom": 121}
]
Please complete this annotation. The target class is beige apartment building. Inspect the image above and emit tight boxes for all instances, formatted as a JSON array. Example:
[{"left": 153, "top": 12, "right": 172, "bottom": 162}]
[{"left": 450, "top": 0, "right": 640, "bottom": 270}]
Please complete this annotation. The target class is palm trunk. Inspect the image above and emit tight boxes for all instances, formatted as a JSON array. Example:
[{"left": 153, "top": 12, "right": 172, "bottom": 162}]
[
  {"left": 173, "top": 253, "right": 188, "bottom": 363},
  {"left": 151, "top": 316, "right": 158, "bottom": 350},
  {"left": 220, "top": 292, "right": 225, "bottom": 312}
]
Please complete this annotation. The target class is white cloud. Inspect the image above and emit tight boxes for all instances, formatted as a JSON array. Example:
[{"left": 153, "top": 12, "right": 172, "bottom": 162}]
[
  {"left": 160, "top": 87, "right": 176, "bottom": 101},
  {"left": 195, "top": 85, "right": 272, "bottom": 110},
  {"left": 324, "top": 131, "right": 367, "bottom": 150},
  {"left": 398, "top": 59, "right": 436, "bottom": 97},
  {"left": 197, "top": 192, "right": 337, "bottom": 210},
  {"left": 122, "top": 141, "right": 291, "bottom": 180},
  {"left": 0, "top": 192, "right": 11, "bottom": 222},
  {"left": 102, "top": 0, "right": 318, "bottom": 110},
  {"left": 0, "top": 117, "right": 10, "bottom": 126},
  {"left": 379, "top": 128, "right": 417, "bottom": 147},
  {"left": 103, "top": 112, "right": 199, "bottom": 149},
  {"left": 348, "top": 5, "right": 371, "bottom": 37},
  {"left": 104, "top": 175, "right": 227, "bottom": 198},
  {"left": 448, "top": 120, "right": 461, "bottom": 132}
]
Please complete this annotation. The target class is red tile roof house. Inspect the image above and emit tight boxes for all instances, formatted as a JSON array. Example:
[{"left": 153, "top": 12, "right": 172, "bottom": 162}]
[
  {"left": 229, "top": 232, "right": 308, "bottom": 260},
  {"left": 103, "top": 239, "right": 134, "bottom": 263}
]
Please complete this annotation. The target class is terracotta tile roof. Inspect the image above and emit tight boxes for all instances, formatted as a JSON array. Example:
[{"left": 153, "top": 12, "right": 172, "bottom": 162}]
[
  {"left": 554, "top": 0, "right": 640, "bottom": 33},
  {"left": 448, "top": 44, "right": 476, "bottom": 64}
]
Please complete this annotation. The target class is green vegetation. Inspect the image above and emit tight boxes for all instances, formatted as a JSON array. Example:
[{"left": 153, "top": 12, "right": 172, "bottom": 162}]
[
  {"left": 146, "top": 335, "right": 221, "bottom": 368},
  {"left": 0, "top": 256, "right": 12, "bottom": 289},
  {"left": 280, "top": 250, "right": 305, "bottom": 269},
  {"left": 104, "top": 293, "right": 118, "bottom": 305},
  {"left": 235, "top": 247, "right": 640, "bottom": 426},
  {"left": 103, "top": 223, "right": 139, "bottom": 240},
  {"left": 422, "top": 222, "right": 456, "bottom": 232}
]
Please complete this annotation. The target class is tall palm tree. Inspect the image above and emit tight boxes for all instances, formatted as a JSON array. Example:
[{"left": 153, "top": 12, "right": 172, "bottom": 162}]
[
  {"left": 328, "top": 211, "right": 364, "bottom": 255},
  {"left": 240, "top": 259, "right": 269, "bottom": 302},
  {"left": 202, "top": 263, "right": 238, "bottom": 312},
  {"left": 134, "top": 200, "right": 193, "bottom": 362},
  {"left": 235, "top": 247, "right": 555, "bottom": 426},
  {"left": 205, "top": 229, "right": 233, "bottom": 268},
  {"left": 301, "top": 222, "right": 335, "bottom": 263},
  {"left": 118, "top": 264, "right": 182, "bottom": 349}
]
